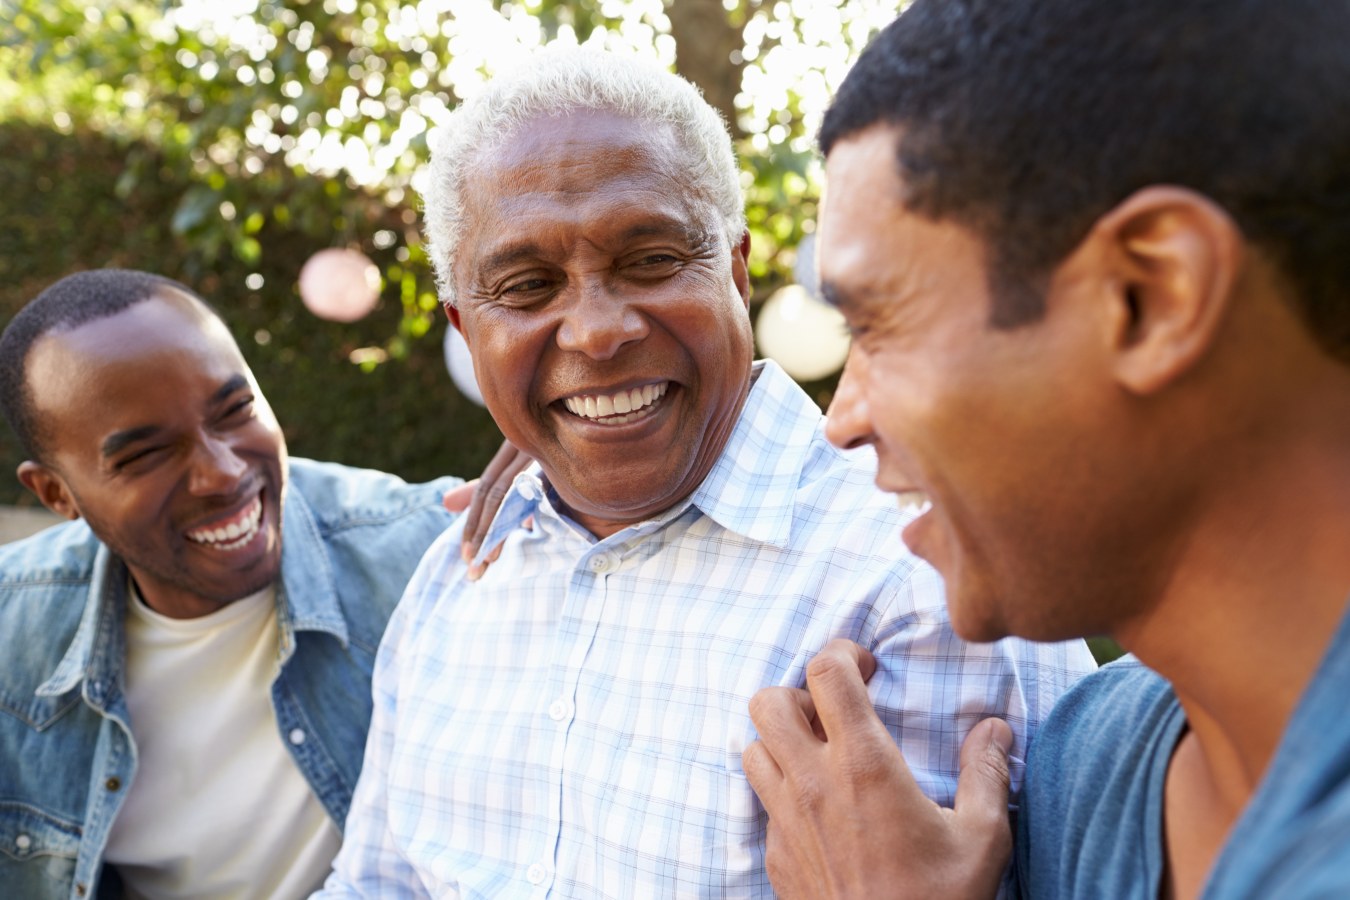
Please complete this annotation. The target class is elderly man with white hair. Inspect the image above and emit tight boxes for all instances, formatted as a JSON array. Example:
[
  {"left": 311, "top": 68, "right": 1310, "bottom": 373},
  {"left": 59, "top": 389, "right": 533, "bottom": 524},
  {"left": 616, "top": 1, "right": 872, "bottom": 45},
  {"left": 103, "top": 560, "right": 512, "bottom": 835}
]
[{"left": 316, "top": 46, "right": 1095, "bottom": 898}]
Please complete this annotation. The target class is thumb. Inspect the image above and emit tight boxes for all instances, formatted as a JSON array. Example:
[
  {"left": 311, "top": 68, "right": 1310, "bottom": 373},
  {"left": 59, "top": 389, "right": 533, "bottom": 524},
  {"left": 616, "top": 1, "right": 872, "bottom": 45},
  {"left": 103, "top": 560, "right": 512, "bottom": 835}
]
[
  {"left": 953, "top": 719, "right": 1014, "bottom": 860},
  {"left": 442, "top": 479, "right": 478, "bottom": 514}
]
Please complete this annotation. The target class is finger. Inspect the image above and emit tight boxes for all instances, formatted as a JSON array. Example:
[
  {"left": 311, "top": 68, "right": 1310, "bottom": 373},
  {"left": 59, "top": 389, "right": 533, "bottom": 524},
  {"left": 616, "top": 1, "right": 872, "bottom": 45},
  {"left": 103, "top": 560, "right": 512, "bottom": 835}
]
[
  {"left": 802, "top": 640, "right": 886, "bottom": 746},
  {"left": 742, "top": 738, "right": 785, "bottom": 798},
  {"left": 749, "top": 686, "right": 820, "bottom": 753},
  {"left": 441, "top": 479, "right": 478, "bottom": 514},
  {"left": 465, "top": 540, "right": 506, "bottom": 582},
  {"left": 953, "top": 719, "right": 1014, "bottom": 859},
  {"left": 461, "top": 439, "right": 528, "bottom": 560}
]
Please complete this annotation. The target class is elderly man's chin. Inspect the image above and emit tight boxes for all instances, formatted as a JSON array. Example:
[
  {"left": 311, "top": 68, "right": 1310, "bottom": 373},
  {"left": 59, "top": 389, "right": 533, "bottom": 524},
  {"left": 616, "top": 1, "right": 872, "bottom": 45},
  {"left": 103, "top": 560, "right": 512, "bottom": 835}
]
[{"left": 547, "top": 459, "right": 706, "bottom": 534}]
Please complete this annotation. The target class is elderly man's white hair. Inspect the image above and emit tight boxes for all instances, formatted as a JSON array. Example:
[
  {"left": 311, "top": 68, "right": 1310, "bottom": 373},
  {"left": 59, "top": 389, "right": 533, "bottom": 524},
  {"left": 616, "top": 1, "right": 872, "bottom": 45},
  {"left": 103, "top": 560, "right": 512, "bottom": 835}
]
[{"left": 422, "top": 45, "right": 747, "bottom": 308}]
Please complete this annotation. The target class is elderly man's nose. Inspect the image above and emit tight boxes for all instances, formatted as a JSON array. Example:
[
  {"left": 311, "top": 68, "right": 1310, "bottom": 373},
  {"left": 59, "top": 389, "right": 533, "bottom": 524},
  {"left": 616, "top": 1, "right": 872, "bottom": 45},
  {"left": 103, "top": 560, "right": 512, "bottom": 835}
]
[{"left": 556, "top": 283, "right": 649, "bottom": 360}]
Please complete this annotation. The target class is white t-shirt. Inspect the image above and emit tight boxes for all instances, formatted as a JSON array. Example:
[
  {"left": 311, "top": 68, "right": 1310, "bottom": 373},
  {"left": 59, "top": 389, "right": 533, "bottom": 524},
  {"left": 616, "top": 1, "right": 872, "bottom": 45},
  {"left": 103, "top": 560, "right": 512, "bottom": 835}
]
[{"left": 104, "top": 582, "right": 341, "bottom": 899}]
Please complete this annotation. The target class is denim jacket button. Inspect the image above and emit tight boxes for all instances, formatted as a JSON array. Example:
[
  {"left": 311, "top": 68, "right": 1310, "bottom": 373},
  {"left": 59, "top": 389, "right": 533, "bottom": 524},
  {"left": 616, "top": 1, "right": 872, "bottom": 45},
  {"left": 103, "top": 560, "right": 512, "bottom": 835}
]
[
  {"left": 105, "top": 776, "right": 122, "bottom": 791},
  {"left": 15, "top": 833, "right": 31, "bottom": 851},
  {"left": 289, "top": 728, "right": 306, "bottom": 745}
]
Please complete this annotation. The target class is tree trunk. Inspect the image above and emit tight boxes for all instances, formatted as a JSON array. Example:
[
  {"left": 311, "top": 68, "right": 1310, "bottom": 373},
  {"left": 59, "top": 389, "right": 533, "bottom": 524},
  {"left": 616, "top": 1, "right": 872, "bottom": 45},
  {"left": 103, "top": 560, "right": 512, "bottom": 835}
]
[{"left": 666, "top": 0, "right": 746, "bottom": 138}]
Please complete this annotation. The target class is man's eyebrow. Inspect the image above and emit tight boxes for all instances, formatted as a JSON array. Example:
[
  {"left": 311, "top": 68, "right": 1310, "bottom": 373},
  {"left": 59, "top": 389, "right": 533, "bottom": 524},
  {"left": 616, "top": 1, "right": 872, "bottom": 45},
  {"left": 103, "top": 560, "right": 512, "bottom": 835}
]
[
  {"left": 211, "top": 374, "right": 250, "bottom": 405},
  {"left": 616, "top": 220, "right": 706, "bottom": 244},
  {"left": 480, "top": 243, "right": 548, "bottom": 276},
  {"left": 101, "top": 375, "right": 249, "bottom": 459},
  {"left": 102, "top": 425, "right": 162, "bottom": 459},
  {"left": 820, "top": 279, "right": 849, "bottom": 310}
]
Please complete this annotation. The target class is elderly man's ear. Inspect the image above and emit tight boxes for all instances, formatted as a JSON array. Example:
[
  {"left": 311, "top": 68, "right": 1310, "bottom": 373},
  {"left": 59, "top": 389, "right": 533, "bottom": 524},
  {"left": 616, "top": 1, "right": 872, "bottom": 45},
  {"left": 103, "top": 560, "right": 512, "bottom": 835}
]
[
  {"left": 17, "top": 461, "right": 80, "bottom": 520},
  {"left": 1083, "top": 186, "right": 1244, "bottom": 396},
  {"left": 733, "top": 230, "right": 752, "bottom": 307}
]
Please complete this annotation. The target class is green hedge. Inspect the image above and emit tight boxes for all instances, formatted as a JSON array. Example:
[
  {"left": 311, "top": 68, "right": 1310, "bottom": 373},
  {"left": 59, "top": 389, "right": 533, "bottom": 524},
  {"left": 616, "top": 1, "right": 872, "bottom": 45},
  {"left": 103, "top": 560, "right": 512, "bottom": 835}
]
[{"left": 0, "top": 122, "right": 504, "bottom": 505}]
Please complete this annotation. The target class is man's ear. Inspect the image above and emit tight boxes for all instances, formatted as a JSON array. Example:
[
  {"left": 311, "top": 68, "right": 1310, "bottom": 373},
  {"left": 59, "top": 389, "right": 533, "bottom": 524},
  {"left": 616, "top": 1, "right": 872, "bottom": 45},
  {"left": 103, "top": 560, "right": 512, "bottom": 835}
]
[
  {"left": 732, "top": 230, "right": 752, "bottom": 308},
  {"left": 1090, "top": 186, "right": 1244, "bottom": 395},
  {"left": 444, "top": 302, "right": 468, "bottom": 344},
  {"left": 17, "top": 461, "right": 81, "bottom": 520}
]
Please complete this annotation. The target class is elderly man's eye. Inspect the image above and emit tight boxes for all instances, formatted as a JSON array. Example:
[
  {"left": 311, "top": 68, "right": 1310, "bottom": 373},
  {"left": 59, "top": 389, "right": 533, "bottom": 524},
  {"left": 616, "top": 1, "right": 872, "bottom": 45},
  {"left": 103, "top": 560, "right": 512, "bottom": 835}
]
[{"left": 505, "top": 278, "right": 550, "bottom": 293}]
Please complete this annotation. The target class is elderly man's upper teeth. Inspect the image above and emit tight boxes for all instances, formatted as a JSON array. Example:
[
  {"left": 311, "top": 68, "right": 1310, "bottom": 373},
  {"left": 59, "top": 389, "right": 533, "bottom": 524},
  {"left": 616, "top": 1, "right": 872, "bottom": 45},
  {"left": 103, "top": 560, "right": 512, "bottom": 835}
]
[{"left": 566, "top": 383, "right": 668, "bottom": 419}]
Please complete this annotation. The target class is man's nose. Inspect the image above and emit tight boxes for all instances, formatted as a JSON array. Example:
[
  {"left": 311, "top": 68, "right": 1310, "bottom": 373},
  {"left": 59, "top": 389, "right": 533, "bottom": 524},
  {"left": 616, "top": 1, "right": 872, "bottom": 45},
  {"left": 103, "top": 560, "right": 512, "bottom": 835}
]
[
  {"left": 824, "top": 347, "right": 875, "bottom": 451},
  {"left": 187, "top": 434, "right": 248, "bottom": 496},
  {"left": 555, "top": 279, "right": 649, "bottom": 360}
]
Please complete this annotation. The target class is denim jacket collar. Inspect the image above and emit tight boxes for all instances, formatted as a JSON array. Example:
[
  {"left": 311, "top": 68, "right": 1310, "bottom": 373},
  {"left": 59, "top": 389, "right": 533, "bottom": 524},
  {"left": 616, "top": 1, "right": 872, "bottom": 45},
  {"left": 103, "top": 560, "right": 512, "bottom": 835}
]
[
  {"left": 34, "top": 482, "right": 349, "bottom": 699},
  {"left": 35, "top": 543, "right": 126, "bottom": 702}
]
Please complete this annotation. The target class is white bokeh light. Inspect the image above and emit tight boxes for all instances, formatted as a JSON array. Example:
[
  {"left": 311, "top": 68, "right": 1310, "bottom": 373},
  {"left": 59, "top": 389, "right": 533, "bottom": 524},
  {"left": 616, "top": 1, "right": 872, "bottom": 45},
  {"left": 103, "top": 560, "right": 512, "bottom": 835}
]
[{"left": 755, "top": 284, "right": 850, "bottom": 381}]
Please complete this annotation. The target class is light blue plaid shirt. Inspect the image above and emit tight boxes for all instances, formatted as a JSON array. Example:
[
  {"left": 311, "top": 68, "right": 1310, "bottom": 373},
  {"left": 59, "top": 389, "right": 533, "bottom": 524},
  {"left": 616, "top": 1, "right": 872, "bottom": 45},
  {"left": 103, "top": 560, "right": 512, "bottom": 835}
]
[{"left": 319, "top": 361, "right": 1097, "bottom": 899}]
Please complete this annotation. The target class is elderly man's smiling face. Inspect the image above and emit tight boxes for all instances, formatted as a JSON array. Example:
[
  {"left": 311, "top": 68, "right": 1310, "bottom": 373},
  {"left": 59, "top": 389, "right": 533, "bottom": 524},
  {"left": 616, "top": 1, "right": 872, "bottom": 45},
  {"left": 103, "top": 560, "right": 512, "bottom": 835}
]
[{"left": 448, "top": 110, "right": 753, "bottom": 537}]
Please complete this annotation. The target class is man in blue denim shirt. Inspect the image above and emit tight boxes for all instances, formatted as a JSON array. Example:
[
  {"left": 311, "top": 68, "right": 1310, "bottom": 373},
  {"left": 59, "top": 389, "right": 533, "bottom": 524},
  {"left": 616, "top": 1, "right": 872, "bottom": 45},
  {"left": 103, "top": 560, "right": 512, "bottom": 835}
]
[{"left": 0, "top": 269, "right": 509, "bottom": 898}]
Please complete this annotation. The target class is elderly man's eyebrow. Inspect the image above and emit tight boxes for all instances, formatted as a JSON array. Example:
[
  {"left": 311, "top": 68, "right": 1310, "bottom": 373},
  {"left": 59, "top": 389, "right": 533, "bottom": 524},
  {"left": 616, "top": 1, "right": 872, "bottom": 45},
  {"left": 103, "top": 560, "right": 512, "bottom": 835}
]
[
  {"left": 616, "top": 220, "right": 708, "bottom": 244},
  {"left": 478, "top": 221, "right": 711, "bottom": 277},
  {"left": 481, "top": 243, "right": 548, "bottom": 277}
]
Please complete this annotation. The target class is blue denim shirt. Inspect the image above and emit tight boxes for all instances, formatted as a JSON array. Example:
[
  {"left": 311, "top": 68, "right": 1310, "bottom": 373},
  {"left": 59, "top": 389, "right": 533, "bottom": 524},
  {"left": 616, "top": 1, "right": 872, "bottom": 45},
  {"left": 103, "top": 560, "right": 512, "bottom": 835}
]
[{"left": 0, "top": 458, "right": 457, "bottom": 899}]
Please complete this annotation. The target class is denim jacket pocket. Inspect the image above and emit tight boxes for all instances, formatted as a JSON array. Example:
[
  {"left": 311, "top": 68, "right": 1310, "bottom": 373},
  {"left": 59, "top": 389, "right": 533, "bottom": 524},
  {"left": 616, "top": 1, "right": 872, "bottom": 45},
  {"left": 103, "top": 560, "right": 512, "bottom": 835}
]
[{"left": 0, "top": 801, "right": 81, "bottom": 893}]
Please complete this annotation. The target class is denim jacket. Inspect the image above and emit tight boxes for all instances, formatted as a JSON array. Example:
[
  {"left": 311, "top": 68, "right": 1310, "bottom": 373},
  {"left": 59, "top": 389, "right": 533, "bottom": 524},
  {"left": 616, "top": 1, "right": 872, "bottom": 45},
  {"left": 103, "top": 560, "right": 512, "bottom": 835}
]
[{"left": 0, "top": 458, "right": 457, "bottom": 899}]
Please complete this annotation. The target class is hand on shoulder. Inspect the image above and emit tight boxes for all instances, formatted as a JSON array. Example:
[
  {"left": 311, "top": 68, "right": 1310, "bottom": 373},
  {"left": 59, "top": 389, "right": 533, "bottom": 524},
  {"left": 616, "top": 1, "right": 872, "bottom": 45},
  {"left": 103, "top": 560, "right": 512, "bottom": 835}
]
[{"left": 744, "top": 639, "right": 1013, "bottom": 899}]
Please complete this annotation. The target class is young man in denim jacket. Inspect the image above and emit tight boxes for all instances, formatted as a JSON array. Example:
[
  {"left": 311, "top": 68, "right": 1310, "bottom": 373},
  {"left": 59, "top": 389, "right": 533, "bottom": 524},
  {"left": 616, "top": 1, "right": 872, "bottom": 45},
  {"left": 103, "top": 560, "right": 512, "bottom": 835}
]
[{"left": 0, "top": 269, "right": 517, "bottom": 898}]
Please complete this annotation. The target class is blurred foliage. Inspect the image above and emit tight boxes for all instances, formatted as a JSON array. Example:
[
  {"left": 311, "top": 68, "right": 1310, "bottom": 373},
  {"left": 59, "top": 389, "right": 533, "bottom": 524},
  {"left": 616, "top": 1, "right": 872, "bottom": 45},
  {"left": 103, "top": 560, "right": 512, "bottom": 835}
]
[{"left": 0, "top": 0, "right": 898, "bottom": 501}]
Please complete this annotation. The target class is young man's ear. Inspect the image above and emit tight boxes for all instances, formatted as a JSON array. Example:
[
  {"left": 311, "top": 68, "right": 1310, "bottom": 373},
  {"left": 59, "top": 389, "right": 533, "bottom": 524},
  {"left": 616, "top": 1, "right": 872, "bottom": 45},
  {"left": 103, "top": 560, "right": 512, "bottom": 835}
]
[
  {"left": 17, "top": 461, "right": 80, "bottom": 520},
  {"left": 1090, "top": 186, "right": 1244, "bottom": 395}
]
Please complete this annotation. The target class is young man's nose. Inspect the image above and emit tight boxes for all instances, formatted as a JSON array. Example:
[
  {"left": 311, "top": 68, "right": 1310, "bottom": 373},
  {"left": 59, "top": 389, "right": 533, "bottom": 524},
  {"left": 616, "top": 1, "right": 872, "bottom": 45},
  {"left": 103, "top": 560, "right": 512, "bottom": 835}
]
[
  {"left": 187, "top": 435, "right": 249, "bottom": 496},
  {"left": 824, "top": 348, "right": 876, "bottom": 451}
]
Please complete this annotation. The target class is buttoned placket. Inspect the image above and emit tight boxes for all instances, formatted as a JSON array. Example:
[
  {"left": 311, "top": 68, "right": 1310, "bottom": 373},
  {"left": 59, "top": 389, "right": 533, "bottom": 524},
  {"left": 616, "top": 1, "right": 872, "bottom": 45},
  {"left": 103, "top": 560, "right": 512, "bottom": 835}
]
[
  {"left": 532, "top": 539, "right": 626, "bottom": 896},
  {"left": 73, "top": 679, "right": 136, "bottom": 899}
]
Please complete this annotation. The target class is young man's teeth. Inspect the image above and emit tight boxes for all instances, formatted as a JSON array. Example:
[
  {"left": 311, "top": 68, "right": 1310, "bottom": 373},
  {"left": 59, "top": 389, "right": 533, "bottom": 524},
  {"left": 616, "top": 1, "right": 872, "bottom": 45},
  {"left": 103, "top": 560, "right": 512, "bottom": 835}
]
[
  {"left": 188, "top": 498, "right": 262, "bottom": 549},
  {"left": 565, "top": 382, "right": 669, "bottom": 423},
  {"left": 896, "top": 490, "right": 931, "bottom": 516}
]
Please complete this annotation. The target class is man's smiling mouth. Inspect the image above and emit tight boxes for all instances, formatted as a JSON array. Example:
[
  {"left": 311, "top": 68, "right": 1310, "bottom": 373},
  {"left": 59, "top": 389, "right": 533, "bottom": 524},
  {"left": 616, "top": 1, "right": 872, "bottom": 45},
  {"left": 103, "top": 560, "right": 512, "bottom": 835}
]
[
  {"left": 186, "top": 495, "right": 263, "bottom": 551},
  {"left": 563, "top": 381, "right": 669, "bottom": 425}
]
